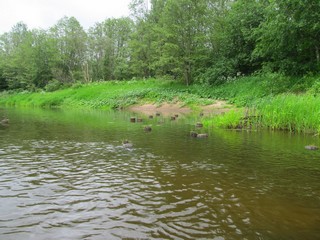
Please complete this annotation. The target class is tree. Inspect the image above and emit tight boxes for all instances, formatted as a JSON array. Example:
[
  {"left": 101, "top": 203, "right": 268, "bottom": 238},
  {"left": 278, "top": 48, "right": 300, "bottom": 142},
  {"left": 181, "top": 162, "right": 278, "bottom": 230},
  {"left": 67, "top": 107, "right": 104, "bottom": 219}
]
[
  {"left": 154, "top": 0, "right": 209, "bottom": 85},
  {"left": 201, "top": 0, "right": 267, "bottom": 84},
  {"left": 88, "top": 17, "right": 134, "bottom": 80},
  {"left": 30, "top": 29, "right": 57, "bottom": 88},
  {"left": 50, "top": 16, "right": 88, "bottom": 83},
  {"left": 254, "top": 0, "right": 320, "bottom": 75},
  {"left": 128, "top": 0, "right": 156, "bottom": 78},
  {"left": 0, "top": 22, "right": 34, "bottom": 89}
]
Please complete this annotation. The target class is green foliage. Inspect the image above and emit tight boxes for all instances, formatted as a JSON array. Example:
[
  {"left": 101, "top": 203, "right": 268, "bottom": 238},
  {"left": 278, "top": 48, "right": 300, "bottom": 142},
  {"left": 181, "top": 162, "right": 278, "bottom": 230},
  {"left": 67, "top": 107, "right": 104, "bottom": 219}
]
[
  {"left": 202, "top": 0, "right": 267, "bottom": 85},
  {"left": 88, "top": 17, "right": 134, "bottom": 81},
  {"left": 0, "top": 0, "right": 319, "bottom": 92},
  {"left": 308, "top": 78, "right": 320, "bottom": 97},
  {"left": 45, "top": 79, "right": 62, "bottom": 92},
  {"left": 204, "top": 110, "right": 244, "bottom": 129},
  {"left": 254, "top": 0, "right": 320, "bottom": 75}
]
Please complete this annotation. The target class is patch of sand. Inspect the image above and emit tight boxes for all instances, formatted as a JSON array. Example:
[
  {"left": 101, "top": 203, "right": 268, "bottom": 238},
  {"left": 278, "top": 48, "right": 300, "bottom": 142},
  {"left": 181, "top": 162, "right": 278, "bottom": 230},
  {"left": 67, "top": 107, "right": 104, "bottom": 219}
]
[
  {"left": 201, "top": 101, "right": 233, "bottom": 115},
  {"left": 129, "top": 103, "right": 191, "bottom": 116},
  {"left": 128, "top": 101, "right": 233, "bottom": 116}
]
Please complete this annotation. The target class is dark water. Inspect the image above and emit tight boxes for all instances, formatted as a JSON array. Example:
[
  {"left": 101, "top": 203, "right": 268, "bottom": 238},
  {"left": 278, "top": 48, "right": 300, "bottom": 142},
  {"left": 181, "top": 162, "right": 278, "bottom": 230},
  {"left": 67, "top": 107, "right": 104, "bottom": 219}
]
[{"left": 0, "top": 107, "right": 319, "bottom": 240}]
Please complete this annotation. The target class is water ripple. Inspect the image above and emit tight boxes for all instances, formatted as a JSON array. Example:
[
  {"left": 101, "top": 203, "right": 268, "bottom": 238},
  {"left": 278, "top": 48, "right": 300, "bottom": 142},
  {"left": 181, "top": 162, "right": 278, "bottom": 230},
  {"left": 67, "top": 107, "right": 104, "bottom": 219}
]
[{"left": 0, "top": 138, "right": 320, "bottom": 240}]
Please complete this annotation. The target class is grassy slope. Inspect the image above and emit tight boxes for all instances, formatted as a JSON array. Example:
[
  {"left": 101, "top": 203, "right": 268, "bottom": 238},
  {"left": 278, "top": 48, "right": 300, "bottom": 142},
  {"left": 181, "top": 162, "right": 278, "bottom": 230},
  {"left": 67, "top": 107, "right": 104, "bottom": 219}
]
[
  {"left": 0, "top": 79, "right": 213, "bottom": 110},
  {"left": 1, "top": 75, "right": 320, "bottom": 134},
  {"left": 200, "top": 74, "right": 320, "bottom": 134}
]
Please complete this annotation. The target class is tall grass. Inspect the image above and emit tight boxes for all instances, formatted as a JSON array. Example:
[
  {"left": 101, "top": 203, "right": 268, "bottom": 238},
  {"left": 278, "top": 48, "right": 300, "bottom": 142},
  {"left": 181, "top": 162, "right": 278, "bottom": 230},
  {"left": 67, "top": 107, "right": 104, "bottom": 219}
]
[
  {"left": 206, "top": 94, "right": 320, "bottom": 134},
  {"left": 256, "top": 94, "right": 320, "bottom": 133}
]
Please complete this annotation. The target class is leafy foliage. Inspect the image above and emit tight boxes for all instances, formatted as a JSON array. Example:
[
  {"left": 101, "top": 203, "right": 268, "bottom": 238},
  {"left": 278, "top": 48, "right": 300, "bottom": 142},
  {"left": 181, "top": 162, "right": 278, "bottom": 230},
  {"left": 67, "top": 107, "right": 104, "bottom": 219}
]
[{"left": 0, "top": 0, "right": 319, "bottom": 91}]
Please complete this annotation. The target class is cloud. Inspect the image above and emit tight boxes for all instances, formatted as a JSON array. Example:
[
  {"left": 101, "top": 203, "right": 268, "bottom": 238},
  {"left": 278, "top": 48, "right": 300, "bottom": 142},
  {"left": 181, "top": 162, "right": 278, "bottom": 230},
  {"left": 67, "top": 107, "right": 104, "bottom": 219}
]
[{"left": 0, "top": 0, "right": 132, "bottom": 33}]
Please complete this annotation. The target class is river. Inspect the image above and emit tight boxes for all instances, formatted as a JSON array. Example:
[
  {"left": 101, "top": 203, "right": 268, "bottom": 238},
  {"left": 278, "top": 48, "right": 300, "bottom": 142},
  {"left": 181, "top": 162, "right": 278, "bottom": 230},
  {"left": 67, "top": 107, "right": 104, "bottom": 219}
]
[{"left": 0, "top": 107, "right": 319, "bottom": 240}]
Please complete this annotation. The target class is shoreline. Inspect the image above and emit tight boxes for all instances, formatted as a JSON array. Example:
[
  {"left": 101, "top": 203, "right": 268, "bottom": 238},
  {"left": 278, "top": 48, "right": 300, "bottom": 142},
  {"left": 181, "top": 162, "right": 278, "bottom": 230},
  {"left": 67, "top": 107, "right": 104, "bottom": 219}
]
[{"left": 1, "top": 78, "right": 320, "bottom": 134}]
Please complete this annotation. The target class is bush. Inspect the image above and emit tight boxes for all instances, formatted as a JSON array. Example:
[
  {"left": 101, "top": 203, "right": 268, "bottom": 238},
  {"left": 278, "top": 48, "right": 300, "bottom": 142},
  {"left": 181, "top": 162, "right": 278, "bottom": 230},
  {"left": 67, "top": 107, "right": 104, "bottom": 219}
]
[
  {"left": 307, "top": 79, "right": 320, "bottom": 96},
  {"left": 45, "top": 80, "right": 61, "bottom": 92}
]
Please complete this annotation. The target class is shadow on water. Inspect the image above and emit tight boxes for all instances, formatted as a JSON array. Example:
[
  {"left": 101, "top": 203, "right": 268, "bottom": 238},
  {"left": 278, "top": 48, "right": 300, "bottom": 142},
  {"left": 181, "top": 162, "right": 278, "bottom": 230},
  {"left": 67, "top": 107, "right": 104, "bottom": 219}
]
[{"left": 0, "top": 107, "right": 320, "bottom": 239}]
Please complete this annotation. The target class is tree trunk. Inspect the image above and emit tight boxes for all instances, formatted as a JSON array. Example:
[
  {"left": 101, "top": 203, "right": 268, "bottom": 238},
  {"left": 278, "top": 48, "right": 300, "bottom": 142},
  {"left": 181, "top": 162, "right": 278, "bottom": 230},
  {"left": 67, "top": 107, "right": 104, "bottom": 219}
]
[{"left": 184, "top": 61, "right": 192, "bottom": 86}]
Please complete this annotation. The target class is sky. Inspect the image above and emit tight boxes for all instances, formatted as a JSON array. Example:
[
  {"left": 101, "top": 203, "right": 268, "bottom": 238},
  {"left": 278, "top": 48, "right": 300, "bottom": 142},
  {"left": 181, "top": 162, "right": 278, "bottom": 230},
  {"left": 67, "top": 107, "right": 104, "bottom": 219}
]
[{"left": 0, "top": 0, "right": 133, "bottom": 33}]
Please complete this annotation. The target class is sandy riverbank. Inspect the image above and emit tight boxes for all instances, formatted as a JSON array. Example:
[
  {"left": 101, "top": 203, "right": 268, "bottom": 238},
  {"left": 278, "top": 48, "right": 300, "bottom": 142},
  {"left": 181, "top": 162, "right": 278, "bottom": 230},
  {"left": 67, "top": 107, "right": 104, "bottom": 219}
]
[{"left": 128, "top": 101, "right": 233, "bottom": 116}]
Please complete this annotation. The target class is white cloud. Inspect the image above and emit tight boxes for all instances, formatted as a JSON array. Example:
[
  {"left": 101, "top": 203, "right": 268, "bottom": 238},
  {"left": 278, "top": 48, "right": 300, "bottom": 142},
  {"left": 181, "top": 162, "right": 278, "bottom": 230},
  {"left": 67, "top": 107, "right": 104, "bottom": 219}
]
[{"left": 0, "top": 0, "right": 132, "bottom": 33}]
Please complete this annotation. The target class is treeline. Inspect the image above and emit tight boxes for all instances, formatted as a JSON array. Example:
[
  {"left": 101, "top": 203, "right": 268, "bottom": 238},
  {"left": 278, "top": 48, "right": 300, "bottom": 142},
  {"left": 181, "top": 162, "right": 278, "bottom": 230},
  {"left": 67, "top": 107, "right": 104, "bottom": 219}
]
[{"left": 0, "top": 0, "right": 319, "bottom": 91}]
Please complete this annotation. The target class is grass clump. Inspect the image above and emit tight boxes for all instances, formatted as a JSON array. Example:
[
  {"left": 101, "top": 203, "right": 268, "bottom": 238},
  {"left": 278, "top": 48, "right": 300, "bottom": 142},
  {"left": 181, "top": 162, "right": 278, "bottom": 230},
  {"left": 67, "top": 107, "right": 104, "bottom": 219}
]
[
  {"left": 204, "top": 110, "right": 244, "bottom": 129},
  {"left": 255, "top": 94, "right": 320, "bottom": 133},
  {"left": 205, "top": 93, "right": 320, "bottom": 134}
]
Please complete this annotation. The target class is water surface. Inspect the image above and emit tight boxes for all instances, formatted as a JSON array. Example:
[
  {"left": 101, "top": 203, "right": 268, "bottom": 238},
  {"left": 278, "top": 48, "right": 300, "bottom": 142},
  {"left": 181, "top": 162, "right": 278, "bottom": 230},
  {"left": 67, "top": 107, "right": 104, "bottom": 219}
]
[{"left": 0, "top": 108, "right": 319, "bottom": 239}]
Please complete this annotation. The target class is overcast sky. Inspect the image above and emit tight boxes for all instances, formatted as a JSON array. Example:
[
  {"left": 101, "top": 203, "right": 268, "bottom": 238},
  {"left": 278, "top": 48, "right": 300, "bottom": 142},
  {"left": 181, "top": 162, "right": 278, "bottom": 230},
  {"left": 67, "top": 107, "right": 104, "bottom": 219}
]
[{"left": 0, "top": 0, "right": 133, "bottom": 33}]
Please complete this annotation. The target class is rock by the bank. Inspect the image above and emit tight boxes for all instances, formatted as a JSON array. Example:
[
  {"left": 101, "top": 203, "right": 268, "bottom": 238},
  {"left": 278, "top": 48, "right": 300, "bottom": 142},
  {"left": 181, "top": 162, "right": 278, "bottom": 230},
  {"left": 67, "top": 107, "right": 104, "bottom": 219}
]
[{"left": 305, "top": 145, "right": 319, "bottom": 150}]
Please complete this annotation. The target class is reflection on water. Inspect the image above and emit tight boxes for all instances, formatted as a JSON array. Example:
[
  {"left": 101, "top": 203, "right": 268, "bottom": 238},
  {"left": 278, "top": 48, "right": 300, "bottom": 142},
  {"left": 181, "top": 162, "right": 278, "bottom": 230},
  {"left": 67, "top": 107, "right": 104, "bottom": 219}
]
[{"left": 0, "top": 108, "right": 320, "bottom": 240}]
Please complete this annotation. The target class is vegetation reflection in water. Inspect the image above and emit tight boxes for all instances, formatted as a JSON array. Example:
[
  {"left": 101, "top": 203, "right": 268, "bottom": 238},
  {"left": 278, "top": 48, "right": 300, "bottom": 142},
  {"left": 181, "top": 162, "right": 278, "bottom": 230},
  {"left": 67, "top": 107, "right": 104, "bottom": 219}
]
[{"left": 0, "top": 108, "right": 319, "bottom": 240}]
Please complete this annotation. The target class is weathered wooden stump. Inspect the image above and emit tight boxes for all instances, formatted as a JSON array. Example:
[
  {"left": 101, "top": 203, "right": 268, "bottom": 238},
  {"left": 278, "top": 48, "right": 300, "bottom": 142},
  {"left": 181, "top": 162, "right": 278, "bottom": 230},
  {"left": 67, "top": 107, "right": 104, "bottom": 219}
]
[{"left": 130, "top": 117, "right": 136, "bottom": 123}]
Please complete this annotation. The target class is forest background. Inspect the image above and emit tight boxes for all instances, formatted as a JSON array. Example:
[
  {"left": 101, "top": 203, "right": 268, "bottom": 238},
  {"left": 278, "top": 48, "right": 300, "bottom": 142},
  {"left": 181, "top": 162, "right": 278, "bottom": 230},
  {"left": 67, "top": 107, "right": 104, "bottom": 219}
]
[{"left": 0, "top": 0, "right": 319, "bottom": 92}]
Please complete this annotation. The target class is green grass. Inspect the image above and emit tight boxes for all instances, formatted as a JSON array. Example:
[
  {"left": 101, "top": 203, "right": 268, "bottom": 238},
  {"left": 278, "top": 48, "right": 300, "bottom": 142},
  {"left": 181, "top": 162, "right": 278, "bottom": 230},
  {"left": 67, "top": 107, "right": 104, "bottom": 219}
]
[
  {"left": 255, "top": 94, "right": 320, "bottom": 133},
  {"left": 0, "top": 79, "right": 214, "bottom": 110},
  {"left": 200, "top": 74, "right": 320, "bottom": 134},
  {"left": 205, "top": 93, "right": 320, "bottom": 134}
]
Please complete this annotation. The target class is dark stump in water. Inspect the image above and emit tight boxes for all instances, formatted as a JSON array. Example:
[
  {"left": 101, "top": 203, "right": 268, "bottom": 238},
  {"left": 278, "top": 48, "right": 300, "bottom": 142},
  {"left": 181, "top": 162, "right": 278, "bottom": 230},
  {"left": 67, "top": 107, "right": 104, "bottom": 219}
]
[
  {"left": 122, "top": 140, "right": 133, "bottom": 148},
  {"left": 190, "top": 131, "right": 198, "bottom": 138},
  {"left": 144, "top": 126, "right": 152, "bottom": 132},
  {"left": 130, "top": 117, "right": 136, "bottom": 123}
]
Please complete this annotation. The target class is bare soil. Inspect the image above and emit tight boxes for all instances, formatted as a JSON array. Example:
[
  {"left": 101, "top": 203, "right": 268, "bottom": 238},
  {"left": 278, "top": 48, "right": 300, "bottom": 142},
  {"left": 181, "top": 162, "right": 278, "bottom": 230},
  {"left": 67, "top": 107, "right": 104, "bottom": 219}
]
[{"left": 128, "top": 101, "right": 233, "bottom": 116}]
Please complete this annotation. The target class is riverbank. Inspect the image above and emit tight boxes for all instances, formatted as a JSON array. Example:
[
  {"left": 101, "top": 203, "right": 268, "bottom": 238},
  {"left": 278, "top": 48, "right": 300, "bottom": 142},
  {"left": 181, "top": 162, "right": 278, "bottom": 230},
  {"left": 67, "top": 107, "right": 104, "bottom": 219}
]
[
  {"left": 1, "top": 75, "right": 320, "bottom": 134},
  {"left": 0, "top": 79, "right": 233, "bottom": 114}
]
